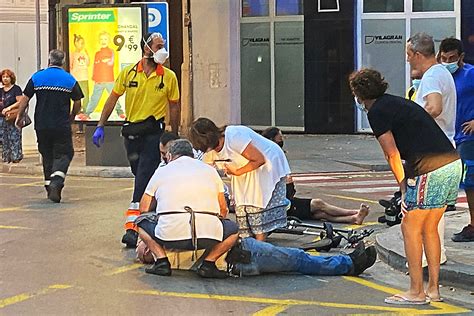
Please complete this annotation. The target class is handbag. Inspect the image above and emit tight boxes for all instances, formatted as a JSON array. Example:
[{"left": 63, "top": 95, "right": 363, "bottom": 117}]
[
  {"left": 20, "top": 110, "right": 32, "bottom": 128},
  {"left": 5, "top": 105, "right": 32, "bottom": 128}
]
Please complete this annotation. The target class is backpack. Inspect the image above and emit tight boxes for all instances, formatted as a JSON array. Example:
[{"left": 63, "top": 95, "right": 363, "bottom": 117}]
[{"left": 378, "top": 191, "right": 402, "bottom": 226}]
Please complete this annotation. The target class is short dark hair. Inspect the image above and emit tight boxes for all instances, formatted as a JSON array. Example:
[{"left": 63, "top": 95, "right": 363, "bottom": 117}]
[
  {"left": 168, "top": 139, "right": 194, "bottom": 159},
  {"left": 349, "top": 68, "right": 388, "bottom": 100},
  {"left": 439, "top": 37, "right": 464, "bottom": 55},
  {"left": 188, "top": 117, "right": 224, "bottom": 153},
  {"left": 160, "top": 132, "right": 179, "bottom": 147},
  {"left": 261, "top": 127, "right": 281, "bottom": 141},
  {"left": 0, "top": 69, "right": 16, "bottom": 85}
]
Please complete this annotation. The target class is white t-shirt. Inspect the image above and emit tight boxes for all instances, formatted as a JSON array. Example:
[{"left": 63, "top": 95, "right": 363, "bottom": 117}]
[
  {"left": 415, "top": 64, "right": 457, "bottom": 142},
  {"left": 214, "top": 126, "right": 291, "bottom": 208},
  {"left": 144, "top": 156, "right": 224, "bottom": 241}
]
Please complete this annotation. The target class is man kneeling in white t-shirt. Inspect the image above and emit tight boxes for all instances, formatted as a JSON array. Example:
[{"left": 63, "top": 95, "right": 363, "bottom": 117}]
[{"left": 137, "top": 139, "right": 239, "bottom": 278}]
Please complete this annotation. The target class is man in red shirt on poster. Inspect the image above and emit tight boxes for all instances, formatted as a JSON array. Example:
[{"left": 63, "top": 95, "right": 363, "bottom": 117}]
[{"left": 85, "top": 31, "right": 124, "bottom": 119}]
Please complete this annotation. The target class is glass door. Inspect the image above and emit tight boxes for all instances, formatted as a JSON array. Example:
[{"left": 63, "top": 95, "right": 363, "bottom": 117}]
[
  {"left": 356, "top": 0, "right": 459, "bottom": 132},
  {"left": 241, "top": 0, "right": 304, "bottom": 131}
]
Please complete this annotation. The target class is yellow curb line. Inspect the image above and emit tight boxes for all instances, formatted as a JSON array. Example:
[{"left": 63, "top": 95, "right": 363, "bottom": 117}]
[
  {"left": 0, "top": 284, "right": 73, "bottom": 309},
  {"left": 119, "top": 289, "right": 434, "bottom": 313},
  {"left": 322, "top": 193, "right": 379, "bottom": 205},
  {"left": 253, "top": 304, "right": 289, "bottom": 316},
  {"left": 343, "top": 277, "right": 471, "bottom": 314},
  {"left": 0, "top": 225, "right": 32, "bottom": 230},
  {"left": 103, "top": 263, "right": 143, "bottom": 276}
]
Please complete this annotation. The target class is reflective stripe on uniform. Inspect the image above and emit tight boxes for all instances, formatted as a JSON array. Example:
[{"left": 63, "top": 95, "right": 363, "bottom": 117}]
[
  {"left": 51, "top": 171, "right": 66, "bottom": 178},
  {"left": 124, "top": 209, "right": 141, "bottom": 232},
  {"left": 126, "top": 215, "right": 139, "bottom": 223}
]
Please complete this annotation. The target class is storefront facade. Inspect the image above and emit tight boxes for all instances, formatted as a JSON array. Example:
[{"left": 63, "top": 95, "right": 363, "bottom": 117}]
[
  {"left": 0, "top": 0, "right": 49, "bottom": 148},
  {"left": 235, "top": 0, "right": 467, "bottom": 133},
  {"left": 356, "top": 0, "right": 459, "bottom": 131}
]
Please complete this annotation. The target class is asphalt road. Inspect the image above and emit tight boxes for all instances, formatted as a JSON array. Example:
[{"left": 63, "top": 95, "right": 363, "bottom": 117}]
[{"left": 0, "top": 172, "right": 472, "bottom": 315}]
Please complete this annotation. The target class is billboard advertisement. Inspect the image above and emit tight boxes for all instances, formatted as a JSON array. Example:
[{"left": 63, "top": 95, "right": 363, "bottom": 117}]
[{"left": 65, "top": 6, "right": 145, "bottom": 121}]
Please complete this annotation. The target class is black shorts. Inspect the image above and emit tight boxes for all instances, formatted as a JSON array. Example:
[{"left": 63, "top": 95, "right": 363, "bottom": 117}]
[
  {"left": 287, "top": 197, "right": 312, "bottom": 220},
  {"left": 137, "top": 217, "right": 238, "bottom": 250}
]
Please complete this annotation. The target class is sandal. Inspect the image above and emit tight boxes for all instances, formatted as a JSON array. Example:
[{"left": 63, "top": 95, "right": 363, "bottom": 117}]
[
  {"left": 426, "top": 294, "right": 444, "bottom": 302},
  {"left": 385, "top": 294, "right": 430, "bottom": 305}
]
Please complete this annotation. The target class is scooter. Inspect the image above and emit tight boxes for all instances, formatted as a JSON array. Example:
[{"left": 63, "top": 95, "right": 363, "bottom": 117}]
[{"left": 272, "top": 216, "right": 374, "bottom": 252}]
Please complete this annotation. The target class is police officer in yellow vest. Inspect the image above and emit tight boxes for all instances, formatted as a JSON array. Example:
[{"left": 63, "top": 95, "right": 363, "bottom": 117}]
[{"left": 92, "top": 32, "right": 180, "bottom": 247}]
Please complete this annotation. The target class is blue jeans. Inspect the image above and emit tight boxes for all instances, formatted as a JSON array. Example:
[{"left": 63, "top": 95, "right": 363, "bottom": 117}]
[
  {"left": 234, "top": 237, "right": 353, "bottom": 276},
  {"left": 457, "top": 140, "right": 474, "bottom": 190}
]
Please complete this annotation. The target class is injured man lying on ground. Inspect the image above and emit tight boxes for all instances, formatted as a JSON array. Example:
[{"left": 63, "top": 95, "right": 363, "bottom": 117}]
[{"left": 135, "top": 139, "right": 377, "bottom": 278}]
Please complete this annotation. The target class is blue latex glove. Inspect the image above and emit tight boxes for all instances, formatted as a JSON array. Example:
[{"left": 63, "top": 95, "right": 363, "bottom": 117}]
[{"left": 92, "top": 126, "right": 105, "bottom": 147}]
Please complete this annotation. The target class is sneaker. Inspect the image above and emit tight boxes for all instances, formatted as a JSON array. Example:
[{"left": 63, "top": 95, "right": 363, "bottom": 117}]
[
  {"left": 363, "top": 246, "right": 377, "bottom": 272},
  {"left": 47, "top": 183, "right": 63, "bottom": 203},
  {"left": 145, "top": 258, "right": 172, "bottom": 276},
  {"left": 451, "top": 225, "right": 474, "bottom": 242},
  {"left": 197, "top": 261, "right": 228, "bottom": 279},
  {"left": 121, "top": 229, "right": 138, "bottom": 248},
  {"left": 347, "top": 242, "right": 377, "bottom": 276}
]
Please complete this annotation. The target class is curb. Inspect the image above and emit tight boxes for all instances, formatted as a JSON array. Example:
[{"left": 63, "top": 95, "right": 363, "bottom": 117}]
[
  {"left": 375, "top": 229, "right": 474, "bottom": 291},
  {"left": 2, "top": 162, "right": 133, "bottom": 178}
]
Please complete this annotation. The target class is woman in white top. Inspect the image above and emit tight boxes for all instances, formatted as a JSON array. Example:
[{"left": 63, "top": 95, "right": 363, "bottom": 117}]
[{"left": 189, "top": 117, "right": 291, "bottom": 241}]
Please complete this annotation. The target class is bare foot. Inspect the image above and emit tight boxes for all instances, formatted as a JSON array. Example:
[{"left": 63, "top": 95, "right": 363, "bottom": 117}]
[
  {"left": 354, "top": 204, "right": 370, "bottom": 225},
  {"left": 425, "top": 288, "right": 443, "bottom": 302}
]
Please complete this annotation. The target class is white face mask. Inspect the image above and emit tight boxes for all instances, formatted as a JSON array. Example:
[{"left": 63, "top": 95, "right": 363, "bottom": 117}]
[
  {"left": 153, "top": 48, "right": 169, "bottom": 65},
  {"left": 143, "top": 38, "right": 169, "bottom": 65}
]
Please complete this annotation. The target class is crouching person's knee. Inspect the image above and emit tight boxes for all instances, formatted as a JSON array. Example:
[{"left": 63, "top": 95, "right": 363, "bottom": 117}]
[{"left": 222, "top": 219, "right": 239, "bottom": 240}]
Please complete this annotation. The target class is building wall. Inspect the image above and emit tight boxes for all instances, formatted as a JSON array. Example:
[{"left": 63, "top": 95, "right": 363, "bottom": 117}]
[
  {"left": 0, "top": 0, "right": 49, "bottom": 148},
  {"left": 190, "top": 0, "right": 240, "bottom": 126}
]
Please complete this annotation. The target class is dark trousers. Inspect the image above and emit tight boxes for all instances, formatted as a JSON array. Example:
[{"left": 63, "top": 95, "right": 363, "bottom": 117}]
[
  {"left": 124, "top": 132, "right": 162, "bottom": 202},
  {"left": 36, "top": 129, "right": 74, "bottom": 185}
]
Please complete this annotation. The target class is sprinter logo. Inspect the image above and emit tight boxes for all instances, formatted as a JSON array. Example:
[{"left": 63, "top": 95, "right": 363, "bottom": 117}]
[{"left": 69, "top": 10, "right": 115, "bottom": 23}]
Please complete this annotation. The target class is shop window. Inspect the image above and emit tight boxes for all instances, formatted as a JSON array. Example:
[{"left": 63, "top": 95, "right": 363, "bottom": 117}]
[
  {"left": 361, "top": 19, "right": 406, "bottom": 98},
  {"left": 411, "top": 18, "right": 456, "bottom": 49},
  {"left": 276, "top": 0, "right": 303, "bottom": 15},
  {"left": 412, "top": 0, "right": 454, "bottom": 12},
  {"left": 363, "top": 0, "right": 404, "bottom": 13},
  {"left": 242, "top": 0, "right": 269, "bottom": 17},
  {"left": 240, "top": 23, "right": 271, "bottom": 126},
  {"left": 274, "top": 21, "right": 304, "bottom": 126}
]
